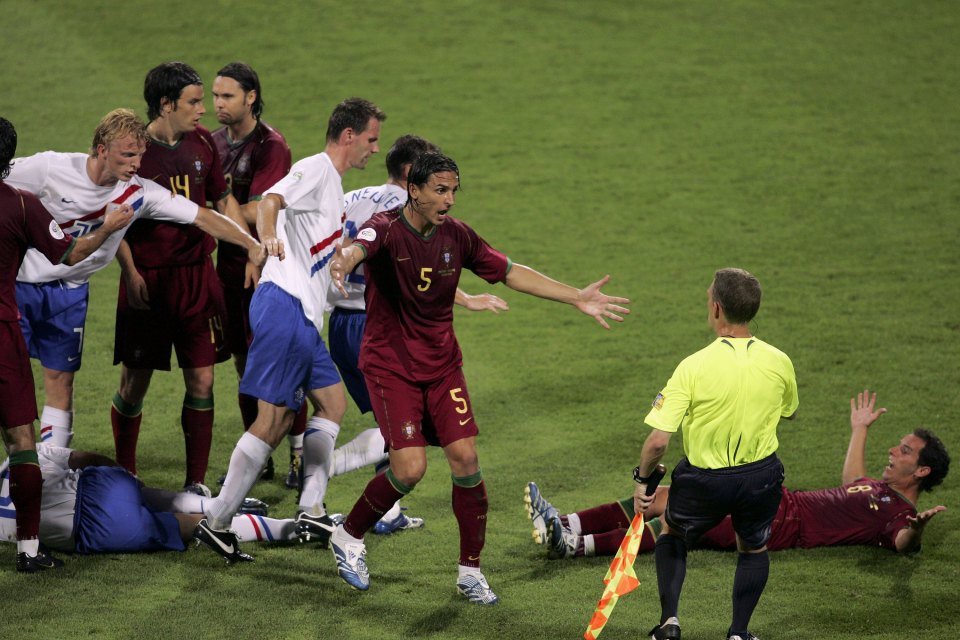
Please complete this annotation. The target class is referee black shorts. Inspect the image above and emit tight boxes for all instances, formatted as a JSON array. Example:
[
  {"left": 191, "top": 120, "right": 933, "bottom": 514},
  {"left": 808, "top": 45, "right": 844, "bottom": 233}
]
[{"left": 664, "top": 453, "right": 784, "bottom": 550}]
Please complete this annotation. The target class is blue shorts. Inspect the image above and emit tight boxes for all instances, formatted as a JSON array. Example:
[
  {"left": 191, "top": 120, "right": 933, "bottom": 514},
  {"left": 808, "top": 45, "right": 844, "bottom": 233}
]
[
  {"left": 329, "top": 307, "right": 371, "bottom": 414},
  {"left": 74, "top": 466, "right": 184, "bottom": 553},
  {"left": 240, "top": 283, "right": 341, "bottom": 411},
  {"left": 16, "top": 281, "right": 89, "bottom": 372}
]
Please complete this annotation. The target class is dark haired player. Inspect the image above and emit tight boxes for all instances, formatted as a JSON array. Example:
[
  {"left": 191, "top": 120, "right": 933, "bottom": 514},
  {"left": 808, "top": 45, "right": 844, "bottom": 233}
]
[
  {"left": 327, "top": 151, "right": 630, "bottom": 604},
  {"left": 1, "top": 116, "right": 135, "bottom": 571},
  {"left": 191, "top": 98, "right": 386, "bottom": 561},
  {"left": 528, "top": 389, "right": 949, "bottom": 561},
  {"left": 211, "top": 61, "right": 303, "bottom": 488},
  {"left": 112, "top": 61, "right": 248, "bottom": 494}
]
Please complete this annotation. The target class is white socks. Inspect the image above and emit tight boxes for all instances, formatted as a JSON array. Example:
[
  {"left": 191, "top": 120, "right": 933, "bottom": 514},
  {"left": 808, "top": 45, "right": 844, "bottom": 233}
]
[
  {"left": 299, "top": 417, "right": 340, "bottom": 515},
  {"left": 17, "top": 539, "right": 40, "bottom": 556},
  {"left": 40, "top": 406, "right": 73, "bottom": 447},
  {"left": 332, "top": 427, "right": 387, "bottom": 477},
  {"left": 567, "top": 512, "right": 582, "bottom": 535},
  {"left": 208, "top": 432, "right": 273, "bottom": 529},
  {"left": 230, "top": 514, "right": 297, "bottom": 542}
]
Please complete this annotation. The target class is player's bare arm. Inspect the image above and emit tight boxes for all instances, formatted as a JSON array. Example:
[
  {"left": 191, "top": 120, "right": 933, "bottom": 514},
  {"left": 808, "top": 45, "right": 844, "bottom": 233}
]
[
  {"left": 62, "top": 204, "right": 134, "bottom": 266},
  {"left": 504, "top": 266, "right": 629, "bottom": 329},
  {"left": 115, "top": 239, "right": 150, "bottom": 310},
  {"left": 216, "top": 192, "right": 248, "bottom": 233},
  {"left": 194, "top": 206, "right": 266, "bottom": 267},
  {"left": 896, "top": 505, "right": 947, "bottom": 553},
  {"left": 256, "top": 193, "right": 285, "bottom": 260},
  {"left": 454, "top": 288, "right": 509, "bottom": 313},
  {"left": 842, "top": 389, "right": 888, "bottom": 484},
  {"left": 329, "top": 244, "right": 364, "bottom": 297}
]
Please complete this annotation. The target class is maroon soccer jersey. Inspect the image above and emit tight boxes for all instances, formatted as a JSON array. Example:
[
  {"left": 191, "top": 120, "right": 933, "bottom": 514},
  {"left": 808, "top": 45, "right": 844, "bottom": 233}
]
[
  {"left": 697, "top": 480, "right": 916, "bottom": 552},
  {"left": 0, "top": 183, "right": 73, "bottom": 321},
  {"left": 354, "top": 209, "right": 509, "bottom": 382},
  {"left": 126, "top": 126, "right": 229, "bottom": 267},
  {"left": 213, "top": 121, "right": 291, "bottom": 284}
]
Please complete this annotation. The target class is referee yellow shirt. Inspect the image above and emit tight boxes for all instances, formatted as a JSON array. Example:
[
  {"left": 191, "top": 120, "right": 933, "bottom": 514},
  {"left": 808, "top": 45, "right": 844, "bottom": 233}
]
[{"left": 643, "top": 337, "right": 798, "bottom": 469}]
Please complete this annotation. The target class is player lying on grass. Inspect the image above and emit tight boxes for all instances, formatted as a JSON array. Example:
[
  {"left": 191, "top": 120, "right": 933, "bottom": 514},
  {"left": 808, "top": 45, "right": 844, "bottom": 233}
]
[
  {"left": 526, "top": 389, "right": 949, "bottom": 558},
  {"left": 0, "top": 443, "right": 308, "bottom": 564}
]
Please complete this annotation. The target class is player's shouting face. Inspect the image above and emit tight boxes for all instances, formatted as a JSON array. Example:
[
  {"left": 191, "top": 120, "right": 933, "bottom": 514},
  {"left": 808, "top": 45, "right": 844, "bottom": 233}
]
[{"left": 409, "top": 171, "right": 459, "bottom": 228}]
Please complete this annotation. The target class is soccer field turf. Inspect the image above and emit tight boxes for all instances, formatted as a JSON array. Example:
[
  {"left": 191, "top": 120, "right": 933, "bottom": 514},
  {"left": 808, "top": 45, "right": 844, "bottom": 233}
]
[{"left": 2, "top": 1, "right": 958, "bottom": 638}]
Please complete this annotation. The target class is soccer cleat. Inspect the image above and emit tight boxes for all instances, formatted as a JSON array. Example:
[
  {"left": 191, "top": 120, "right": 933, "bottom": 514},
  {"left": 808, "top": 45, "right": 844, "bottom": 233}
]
[
  {"left": 295, "top": 511, "right": 338, "bottom": 548},
  {"left": 374, "top": 509, "right": 425, "bottom": 535},
  {"left": 236, "top": 497, "right": 269, "bottom": 517},
  {"left": 456, "top": 572, "right": 500, "bottom": 605},
  {"left": 727, "top": 634, "right": 760, "bottom": 640},
  {"left": 193, "top": 518, "right": 254, "bottom": 564},
  {"left": 649, "top": 617, "right": 681, "bottom": 640},
  {"left": 285, "top": 450, "right": 302, "bottom": 489},
  {"left": 16, "top": 550, "right": 65, "bottom": 573},
  {"left": 330, "top": 525, "right": 370, "bottom": 591},
  {"left": 547, "top": 514, "right": 578, "bottom": 559},
  {"left": 183, "top": 482, "right": 212, "bottom": 498},
  {"left": 524, "top": 481, "right": 558, "bottom": 545}
]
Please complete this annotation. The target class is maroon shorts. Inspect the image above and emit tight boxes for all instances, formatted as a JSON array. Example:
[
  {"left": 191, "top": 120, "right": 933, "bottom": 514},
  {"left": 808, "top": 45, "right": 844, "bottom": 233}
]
[
  {"left": 220, "top": 279, "right": 254, "bottom": 358},
  {"left": 363, "top": 367, "right": 479, "bottom": 450},
  {"left": 0, "top": 321, "right": 39, "bottom": 428},
  {"left": 113, "top": 259, "right": 229, "bottom": 370}
]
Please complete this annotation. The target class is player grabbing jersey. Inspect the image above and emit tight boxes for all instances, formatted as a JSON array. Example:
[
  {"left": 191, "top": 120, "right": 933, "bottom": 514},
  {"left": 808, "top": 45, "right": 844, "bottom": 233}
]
[
  {"left": 327, "top": 151, "right": 629, "bottom": 604},
  {"left": 1, "top": 116, "right": 135, "bottom": 572}
]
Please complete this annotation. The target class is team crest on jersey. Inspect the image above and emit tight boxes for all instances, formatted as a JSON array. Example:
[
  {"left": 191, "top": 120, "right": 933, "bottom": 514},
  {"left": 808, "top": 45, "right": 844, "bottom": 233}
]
[
  {"left": 652, "top": 393, "right": 665, "bottom": 410},
  {"left": 293, "top": 171, "right": 303, "bottom": 182},
  {"left": 294, "top": 387, "right": 305, "bottom": 407},
  {"left": 48, "top": 220, "right": 65, "bottom": 240},
  {"left": 238, "top": 156, "right": 249, "bottom": 174},
  {"left": 357, "top": 228, "right": 376, "bottom": 242},
  {"left": 401, "top": 421, "right": 417, "bottom": 440},
  {"left": 438, "top": 246, "right": 456, "bottom": 277}
]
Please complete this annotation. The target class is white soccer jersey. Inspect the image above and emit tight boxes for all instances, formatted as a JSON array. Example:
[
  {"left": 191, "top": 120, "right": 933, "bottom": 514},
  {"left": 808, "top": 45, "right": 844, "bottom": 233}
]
[
  {"left": 0, "top": 444, "right": 79, "bottom": 550},
  {"left": 330, "top": 182, "right": 407, "bottom": 311},
  {"left": 7, "top": 151, "right": 198, "bottom": 286},
  {"left": 261, "top": 152, "right": 344, "bottom": 332}
]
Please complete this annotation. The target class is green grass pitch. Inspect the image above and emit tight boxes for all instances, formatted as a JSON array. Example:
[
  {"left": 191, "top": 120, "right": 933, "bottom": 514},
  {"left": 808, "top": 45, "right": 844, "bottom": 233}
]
[{"left": 1, "top": 1, "right": 957, "bottom": 638}]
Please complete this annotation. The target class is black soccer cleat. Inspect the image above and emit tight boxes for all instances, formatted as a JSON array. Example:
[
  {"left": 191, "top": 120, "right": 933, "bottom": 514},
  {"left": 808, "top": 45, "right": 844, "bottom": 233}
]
[
  {"left": 16, "top": 549, "right": 65, "bottom": 573},
  {"left": 193, "top": 518, "right": 254, "bottom": 564},
  {"left": 294, "top": 512, "right": 341, "bottom": 548},
  {"left": 649, "top": 617, "right": 681, "bottom": 640},
  {"left": 236, "top": 497, "right": 270, "bottom": 517}
]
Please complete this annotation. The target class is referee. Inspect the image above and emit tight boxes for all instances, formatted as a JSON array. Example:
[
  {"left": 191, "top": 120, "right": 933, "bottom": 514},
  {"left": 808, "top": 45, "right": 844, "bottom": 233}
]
[{"left": 634, "top": 268, "right": 799, "bottom": 640}]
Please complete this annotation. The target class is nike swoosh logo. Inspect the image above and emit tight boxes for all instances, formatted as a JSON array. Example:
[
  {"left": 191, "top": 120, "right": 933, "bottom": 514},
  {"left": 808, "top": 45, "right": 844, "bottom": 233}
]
[
  {"left": 459, "top": 418, "right": 473, "bottom": 426},
  {"left": 397, "top": 257, "right": 411, "bottom": 262},
  {"left": 206, "top": 531, "right": 235, "bottom": 555},
  {"left": 61, "top": 197, "right": 76, "bottom": 204},
  {"left": 467, "top": 555, "right": 480, "bottom": 561},
  {"left": 67, "top": 355, "right": 79, "bottom": 362}
]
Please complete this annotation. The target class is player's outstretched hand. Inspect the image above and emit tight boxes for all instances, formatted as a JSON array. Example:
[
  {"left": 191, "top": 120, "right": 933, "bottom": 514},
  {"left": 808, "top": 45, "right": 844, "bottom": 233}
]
[
  {"left": 104, "top": 203, "right": 135, "bottom": 234},
  {"left": 850, "top": 388, "right": 887, "bottom": 431},
  {"left": 124, "top": 269, "right": 150, "bottom": 310},
  {"left": 244, "top": 261, "right": 262, "bottom": 290},
  {"left": 576, "top": 275, "right": 630, "bottom": 329},
  {"left": 462, "top": 292, "right": 509, "bottom": 314},
  {"left": 907, "top": 505, "right": 946, "bottom": 530},
  {"left": 262, "top": 236, "right": 284, "bottom": 261}
]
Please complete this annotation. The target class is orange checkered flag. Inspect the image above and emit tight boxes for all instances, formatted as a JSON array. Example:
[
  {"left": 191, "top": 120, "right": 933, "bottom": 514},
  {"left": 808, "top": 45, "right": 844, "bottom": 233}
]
[{"left": 584, "top": 464, "right": 666, "bottom": 640}]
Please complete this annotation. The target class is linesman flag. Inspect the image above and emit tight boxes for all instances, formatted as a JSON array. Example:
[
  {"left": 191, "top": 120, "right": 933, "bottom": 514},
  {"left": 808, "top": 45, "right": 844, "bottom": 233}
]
[{"left": 583, "top": 464, "right": 666, "bottom": 640}]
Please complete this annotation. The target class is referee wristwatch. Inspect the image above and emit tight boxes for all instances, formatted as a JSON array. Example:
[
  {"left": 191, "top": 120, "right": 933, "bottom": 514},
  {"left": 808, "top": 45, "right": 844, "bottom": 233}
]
[{"left": 633, "top": 466, "right": 651, "bottom": 484}]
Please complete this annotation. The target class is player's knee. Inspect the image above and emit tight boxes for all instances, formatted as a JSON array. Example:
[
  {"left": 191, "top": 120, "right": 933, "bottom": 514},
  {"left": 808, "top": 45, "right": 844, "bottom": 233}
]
[
  {"left": 183, "top": 368, "right": 214, "bottom": 397},
  {"left": 391, "top": 460, "right": 427, "bottom": 487}
]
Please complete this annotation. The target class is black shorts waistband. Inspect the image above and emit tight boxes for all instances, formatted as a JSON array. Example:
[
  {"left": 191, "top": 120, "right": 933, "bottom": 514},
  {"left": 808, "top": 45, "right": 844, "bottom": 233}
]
[
  {"left": 331, "top": 307, "right": 366, "bottom": 316},
  {"left": 686, "top": 452, "right": 780, "bottom": 476}
]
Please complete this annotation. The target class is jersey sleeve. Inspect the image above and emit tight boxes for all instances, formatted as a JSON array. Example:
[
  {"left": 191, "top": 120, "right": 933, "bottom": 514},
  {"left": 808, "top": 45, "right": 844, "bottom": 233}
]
[
  {"left": 779, "top": 354, "right": 799, "bottom": 417},
  {"left": 643, "top": 356, "right": 696, "bottom": 433},
  {"left": 248, "top": 137, "right": 292, "bottom": 200},
  {"left": 139, "top": 180, "right": 200, "bottom": 224},
  {"left": 20, "top": 190, "right": 75, "bottom": 264},
  {"left": 5, "top": 152, "right": 52, "bottom": 196},
  {"left": 352, "top": 215, "right": 385, "bottom": 261},
  {"left": 463, "top": 224, "right": 509, "bottom": 284},
  {"left": 265, "top": 156, "right": 325, "bottom": 212}
]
